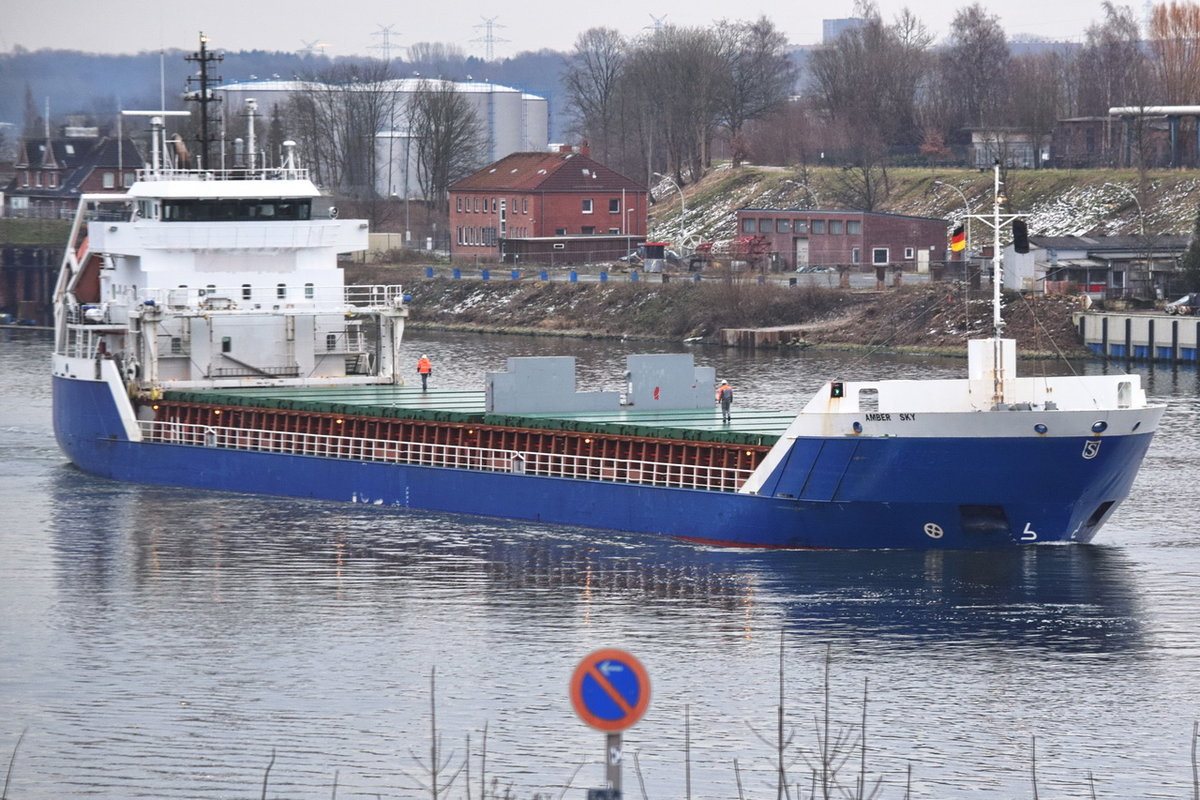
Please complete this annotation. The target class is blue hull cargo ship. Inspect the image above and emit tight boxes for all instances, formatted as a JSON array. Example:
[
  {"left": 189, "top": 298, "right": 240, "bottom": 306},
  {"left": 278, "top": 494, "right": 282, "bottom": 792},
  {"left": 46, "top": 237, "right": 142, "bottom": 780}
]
[{"left": 51, "top": 112, "right": 1162, "bottom": 549}]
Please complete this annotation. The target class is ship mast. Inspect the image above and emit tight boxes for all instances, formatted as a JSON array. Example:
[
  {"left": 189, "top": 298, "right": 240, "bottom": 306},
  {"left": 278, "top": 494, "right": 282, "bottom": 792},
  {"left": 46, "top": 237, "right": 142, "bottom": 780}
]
[
  {"left": 185, "top": 32, "right": 223, "bottom": 170},
  {"left": 969, "top": 160, "right": 1022, "bottom": 408}
]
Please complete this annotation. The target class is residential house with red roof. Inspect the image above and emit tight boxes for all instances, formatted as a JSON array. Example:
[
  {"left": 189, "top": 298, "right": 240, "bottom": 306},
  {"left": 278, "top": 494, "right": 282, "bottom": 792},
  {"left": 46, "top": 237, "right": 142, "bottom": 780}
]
[
  {"left": 4, "top": 127, "right": 143, "bottom": 219},
  {"left": 448, "top": 145, "right": 648, "bottom": 266}
]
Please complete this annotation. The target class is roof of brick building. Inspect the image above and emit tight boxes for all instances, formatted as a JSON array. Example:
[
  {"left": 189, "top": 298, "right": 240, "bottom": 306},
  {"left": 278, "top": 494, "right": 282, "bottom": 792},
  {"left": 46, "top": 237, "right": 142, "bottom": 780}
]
[{"left": 451, "top": 150, "right": 644, "bottom": 193}]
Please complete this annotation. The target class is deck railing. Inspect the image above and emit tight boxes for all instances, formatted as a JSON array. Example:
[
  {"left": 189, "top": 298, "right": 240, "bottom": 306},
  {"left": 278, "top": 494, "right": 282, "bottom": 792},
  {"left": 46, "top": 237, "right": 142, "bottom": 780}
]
[{"left": 138, "top": 420, "right": 751, "bottom": 492}]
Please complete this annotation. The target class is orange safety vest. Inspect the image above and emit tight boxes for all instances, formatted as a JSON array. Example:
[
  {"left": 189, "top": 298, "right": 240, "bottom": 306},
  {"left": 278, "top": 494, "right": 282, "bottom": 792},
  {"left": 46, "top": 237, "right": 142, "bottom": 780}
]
[
  {"left": 417, "top": 357, "right": 432, "bottom": 374},
  {"left": 716, "top": 383, "right": 732, "bottom": 402}
]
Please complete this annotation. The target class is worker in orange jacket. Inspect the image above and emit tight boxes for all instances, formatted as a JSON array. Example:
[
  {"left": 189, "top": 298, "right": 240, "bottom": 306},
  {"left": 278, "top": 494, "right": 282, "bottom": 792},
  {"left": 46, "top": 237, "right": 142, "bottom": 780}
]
[
  {"left": 417, "top": 354, "right": 432, "bottom": 390},
  {"left": 716, "top": 379, "right": 733, "bottom": 423}
]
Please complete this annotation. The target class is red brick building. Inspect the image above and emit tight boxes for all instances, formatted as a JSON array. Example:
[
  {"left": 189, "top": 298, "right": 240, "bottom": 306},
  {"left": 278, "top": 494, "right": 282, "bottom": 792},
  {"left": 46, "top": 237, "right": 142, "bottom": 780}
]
[
  {"left": 4, "top": 128, "right": 142, "bottom": 219},
  {"left": 449, "top": 146, "right": 647, "bottom": 266},
  {"left": 736, "top": 208, "right": 950, "bottom": 271}
]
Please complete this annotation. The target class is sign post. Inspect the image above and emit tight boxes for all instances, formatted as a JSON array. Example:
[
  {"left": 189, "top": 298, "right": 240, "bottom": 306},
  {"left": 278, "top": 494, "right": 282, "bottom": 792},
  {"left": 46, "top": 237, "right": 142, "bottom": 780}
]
[{"left": 570, "top": 648, "right": 650, "bottom": 798}]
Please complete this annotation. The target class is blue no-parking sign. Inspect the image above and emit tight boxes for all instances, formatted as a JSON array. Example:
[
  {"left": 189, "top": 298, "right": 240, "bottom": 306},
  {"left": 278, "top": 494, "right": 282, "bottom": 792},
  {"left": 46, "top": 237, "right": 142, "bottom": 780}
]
[{"left": 570, "top": 649, "right": 650, "bottom": 732}]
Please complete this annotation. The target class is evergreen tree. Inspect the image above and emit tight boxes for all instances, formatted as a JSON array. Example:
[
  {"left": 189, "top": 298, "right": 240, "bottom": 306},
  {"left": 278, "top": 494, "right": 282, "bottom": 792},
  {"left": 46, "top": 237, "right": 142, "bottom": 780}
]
[
  {"left": 1178, "top": 204, "right": 1200, "bottom": 292},
  {"left": 23, "top": 83, "right": 43, "bottom": 138}
]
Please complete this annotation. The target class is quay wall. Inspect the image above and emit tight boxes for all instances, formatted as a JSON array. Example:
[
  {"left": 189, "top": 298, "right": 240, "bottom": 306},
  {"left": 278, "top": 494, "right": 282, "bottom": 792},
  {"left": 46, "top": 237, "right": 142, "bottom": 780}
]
[{"left": 1075, "top": 311, "right": 1200, "bottom": 362}]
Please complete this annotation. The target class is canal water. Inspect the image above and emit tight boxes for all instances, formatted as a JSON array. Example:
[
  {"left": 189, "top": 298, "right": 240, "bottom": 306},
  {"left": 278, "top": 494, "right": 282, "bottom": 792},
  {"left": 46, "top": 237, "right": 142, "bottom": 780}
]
[{"left": 2, "top": 328, "right": 1199, "bottom": 799}]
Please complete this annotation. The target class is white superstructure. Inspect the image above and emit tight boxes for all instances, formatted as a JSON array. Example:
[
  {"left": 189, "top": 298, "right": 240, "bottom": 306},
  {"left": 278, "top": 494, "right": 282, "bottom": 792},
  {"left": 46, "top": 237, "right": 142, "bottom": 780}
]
[{"left": 53, "top": 111, "right": 407, "bottom": 399}]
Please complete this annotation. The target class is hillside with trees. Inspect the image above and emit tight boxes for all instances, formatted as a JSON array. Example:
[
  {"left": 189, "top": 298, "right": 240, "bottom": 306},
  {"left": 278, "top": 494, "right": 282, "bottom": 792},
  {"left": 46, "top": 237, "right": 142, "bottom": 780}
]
[{"left": 8, "top": 0, "right": 1200, "bottom": 229}]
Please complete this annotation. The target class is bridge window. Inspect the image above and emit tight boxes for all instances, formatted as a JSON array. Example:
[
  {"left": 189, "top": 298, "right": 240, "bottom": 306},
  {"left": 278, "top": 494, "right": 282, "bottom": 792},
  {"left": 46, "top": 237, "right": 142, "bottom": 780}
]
[{"left": 160, "top": 198, "right": 312, "bottom": 222}]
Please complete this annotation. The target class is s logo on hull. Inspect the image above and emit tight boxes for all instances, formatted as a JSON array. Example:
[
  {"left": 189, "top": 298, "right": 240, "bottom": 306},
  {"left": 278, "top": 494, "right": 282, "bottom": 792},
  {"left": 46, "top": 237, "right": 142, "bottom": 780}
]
[{"left": 1082, "top": 440, "right": 1101, "bottom": 460}]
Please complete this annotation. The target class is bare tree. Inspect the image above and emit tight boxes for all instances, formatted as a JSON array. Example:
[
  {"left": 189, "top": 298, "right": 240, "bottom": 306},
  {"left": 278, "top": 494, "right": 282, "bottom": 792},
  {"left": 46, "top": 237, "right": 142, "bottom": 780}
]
[
  {"left": 938, "top": 4, "right": 1010, "bottom": 131},
  {"left": 406, "top": 78, "right": 487, "bottom": 210},
  {"left": 282, "top": 60, "right": 397, "bottom": 197},
  {"left": 808, "top": 2, "right": 932, "bottom": 155},
  {"left": 714, "top": 16, "right": 799, "bottom": 168},
  {"left": 561, "top": 27, "right": 628, "bottom": 164},
  {"left": 407, "top": 42, "right": 470, "bottom": 80},
  {"left": 401, "top": 666, "right": 466, "bottom": 800},
  {"left": 619, "top": 25, "right": 726, "bottom": 183},
  {"left": 1075, "top": 2, "right": 1153, "bottom": 115},
  {"left": 743, "top": 100, "right": 821, "bottom": 167},
  {"left": 1150, "top": 1, "right": 1200, "bottom": 104},
  {"left": 1008, "top": 48, "right": 1070, "bottom": 169}
]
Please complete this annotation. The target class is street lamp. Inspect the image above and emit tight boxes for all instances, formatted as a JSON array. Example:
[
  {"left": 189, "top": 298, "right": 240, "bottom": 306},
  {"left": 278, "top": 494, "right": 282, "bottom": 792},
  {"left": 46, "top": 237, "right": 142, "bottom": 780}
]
[
  {"left": 932, "top": 180, "right": 972, "bottom": 274},
  {"left": 652, "top": 172, "right": 685, "bottom": 247},
  {"left": 1105, "top": 182, "right": 1149, "bottom": 299},
  {"left": 783, "top": 178, "right": 820, "bottom": 208},
  {"left": 1103, "top": 182, "right": 1146, "bottom": 237}
]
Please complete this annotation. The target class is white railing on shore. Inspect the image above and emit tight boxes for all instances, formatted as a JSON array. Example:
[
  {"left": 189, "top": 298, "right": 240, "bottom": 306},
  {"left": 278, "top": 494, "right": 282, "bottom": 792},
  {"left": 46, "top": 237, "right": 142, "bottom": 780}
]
[{"left": 139, "top": 420, "right": 751, "bottom": 492}]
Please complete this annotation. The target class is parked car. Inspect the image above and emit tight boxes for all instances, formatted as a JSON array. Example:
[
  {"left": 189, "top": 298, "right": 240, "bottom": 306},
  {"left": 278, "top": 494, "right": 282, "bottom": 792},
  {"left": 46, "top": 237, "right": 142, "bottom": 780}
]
[{"left": 1165, "top": 293, "right": 1200, "bottom": 315}]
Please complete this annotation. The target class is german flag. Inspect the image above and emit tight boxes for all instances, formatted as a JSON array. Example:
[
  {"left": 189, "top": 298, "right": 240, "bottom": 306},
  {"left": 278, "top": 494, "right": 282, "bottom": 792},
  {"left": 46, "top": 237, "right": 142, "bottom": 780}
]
[{"left": 950, "top": 224, "right": 966, "bottom": 252}]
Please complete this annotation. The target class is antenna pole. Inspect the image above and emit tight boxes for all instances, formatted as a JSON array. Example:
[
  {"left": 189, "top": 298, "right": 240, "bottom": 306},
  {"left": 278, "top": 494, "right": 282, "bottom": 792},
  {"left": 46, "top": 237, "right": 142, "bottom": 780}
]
[
  {"left": 186, "top": 32, "right": 224, "bottom": 169},
  {"left": 965, "top": 161, "right": 1020, "bottom": 408},
  {"left": 992, "top": 162, "right": 1005, "bottom": 406},
  {"left": 993, "top": 162, "right": 1004, "bottom": 336}
]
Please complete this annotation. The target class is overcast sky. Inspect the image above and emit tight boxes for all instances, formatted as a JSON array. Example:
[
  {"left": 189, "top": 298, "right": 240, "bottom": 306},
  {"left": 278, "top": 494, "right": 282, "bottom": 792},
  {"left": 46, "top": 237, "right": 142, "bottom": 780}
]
[{"left": 5, "top": 0, "right": 1124, "bottom": 60}]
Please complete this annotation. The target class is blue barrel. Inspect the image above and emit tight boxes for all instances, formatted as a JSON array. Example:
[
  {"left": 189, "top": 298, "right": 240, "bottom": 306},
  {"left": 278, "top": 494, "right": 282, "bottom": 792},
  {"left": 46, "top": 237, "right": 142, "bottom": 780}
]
[
  {"left": 540, "top": 270, "right": 549, "bottom": 281},
  {"left": 631, "top": 271, "right": 639, "bottom": 282},
  {"left": 452, "top": 268, "right": 462, "bottom": 280},
  {"left": 569, "top": 271, "right": 578, "bottom": 283},
  {"left": 481, "top": 268, "right": 490, "bottom": 280},
  {"left": 425, "top": 267, "right": 434, "bottom": 278},
  {"left": 600, "top": 271, "right": 608, "bottom": 283},
  {"left": 511, "top": 270, "right": 520, "bottom": 280}
]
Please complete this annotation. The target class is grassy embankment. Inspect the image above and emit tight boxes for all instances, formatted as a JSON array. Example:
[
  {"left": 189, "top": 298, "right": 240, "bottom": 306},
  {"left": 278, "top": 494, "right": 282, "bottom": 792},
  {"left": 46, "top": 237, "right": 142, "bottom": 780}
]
[
  {"left": 0, "top": 219, "right": 72, "bottom": 245},
  {"left": 355, "top": 166, "right": 1191, "bottom": 357}
]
